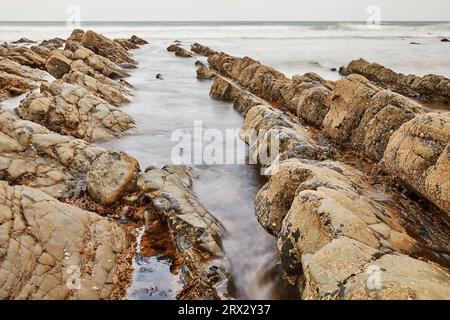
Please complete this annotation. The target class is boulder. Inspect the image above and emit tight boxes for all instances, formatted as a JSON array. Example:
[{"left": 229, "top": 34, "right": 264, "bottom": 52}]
[
  {"left": 196, "top": 65, "right": 216, "bottom": 80},
  {"left": 45, "top": 51, "right": 72, "bottom": 79},
  {"left": 0, "top": 181, "right": 129, "bottom": 299},
  {"left": 39, "top": 37, "right": 65, "bottom": 49},
  {"left": 209, "top": 76, "right": 240, "bottom": 101},
  {"left": 81, "top": 30, "right": 136, "bottom": 65},
  {"left": 87, "top": 150, "right": 140, "bottom": 204},
  {"left": 0, "top": 70, "right": 37, "bottom": 101},
  {"left": 383, "top": 112, "right": 450, "bottom": 215}
]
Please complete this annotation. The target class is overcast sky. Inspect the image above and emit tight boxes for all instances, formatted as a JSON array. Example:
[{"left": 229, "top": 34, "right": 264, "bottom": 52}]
[{"left": 0, "top": 0, "right": 449, "bottom": 21}]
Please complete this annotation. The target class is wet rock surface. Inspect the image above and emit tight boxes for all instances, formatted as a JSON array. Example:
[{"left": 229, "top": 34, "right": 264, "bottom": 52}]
[
  {"left": 346, "top": 58, "right": 450, "bottom": 104},
  {"left": 138, "top": 165, "right": 231, "bottom": 299},
  {"left": 195, "top": 45, "right": 450, "bottom": 299}
]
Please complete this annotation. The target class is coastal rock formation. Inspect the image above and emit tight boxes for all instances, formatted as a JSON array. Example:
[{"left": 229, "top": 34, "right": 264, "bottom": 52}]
[
  {"left": 167, "top": 44, "right": 193, "bottom": 58},
  {"left": 198, "top": 46, "right": 450, "bottom": 299},
  {"left": 16, "top": 81, "right": 135, "bottom": 141},
  {"left": 138, "top": 165, "right": 231, "bottom": 299},
  {"left": 346, "top": 58, "right": 450, "bottom": 104},
  {"left": 81, "top": 30, "right": 136, "bottom": 65},
  {"left": 0, "top": 58, "right": 44, "bottom": 82},
  {"left": 39, "top": 37, "right": 65, "bottom": 49},
  {"left": 62, "top": 70, "right": 133, "bottom": 106},
  {"left": 191, "top": 43, "right": 217, "bottom": 57},
  {"left": 0, "top": 45, "right": 48, "bottom": 69},
  {"left": 0, "top": 107, "right": 106, "bottom": 199},
  {"left": 0, "top": 181, "right": 129, "bottom": 299},
  {"left": 0, "top": 71, "right": 37, "bottom": 101},
  {"left": 383, "top": 113, "right": 450, "bottom": 215},
  {"left": 322, "top": 74, "right": 424, "bottom": 161},
  {"left": 87, "top": 150, "right": 140, "bottom": 205},
  {"left": 196, "top": 65, "right": 216, "bottom": 80}
]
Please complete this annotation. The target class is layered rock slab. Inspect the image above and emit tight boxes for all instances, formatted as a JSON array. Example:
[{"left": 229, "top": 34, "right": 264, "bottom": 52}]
[
  {"left": 16, "top": 81, "right": 135, "bottom": 141},
  {"left": 0, "top": 181, "right": 128, "bottom": 299}
]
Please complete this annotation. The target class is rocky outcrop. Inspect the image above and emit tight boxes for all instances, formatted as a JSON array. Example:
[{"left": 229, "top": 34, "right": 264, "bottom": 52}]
[
  {"left": 346, "top": 58, "right": 450, "bottom": 104},
  {"left": 383, "top": 113, "right": 450, "bottom": 215},
  {"left": 197, "top": 46, "right": 450, "bottom": 300},
  {"left": 62, "top": 70, "right": 133, "bottom": 106},
  {"left": 0, "top": 181, "right": 129, "bottom": 299},
  {"left": 113, "top": 36, "right": 148, "bottom": 50},
  {"left": 70, "top": 45, "right": 129, "bottom": 79},
  {"left": 87, "top": 150, "right": 140, "bottom": 205},
  {"left": 0, "top": 58, "right": 44, "bottom": 82},
  {"left": 81, "top": 30, "right": 136, "bottom": 65},
  {"left": 322, "top": 74, "right": 424, "bottom": 161},
  {"left": 40, "top": 37, "right": 65, "bottom": 50},
  {"left": 16, "top": 81, "right": 135, "bottom": 141},
  {"left": 0, "top": 107, "right": 106, "bottom": 199},
  {"left": 0, "top": 45, "right": 49, "bottom": 69},
  {"left": 167, "top": 44, "right": 193, "bottom": 58},
  {"left": 0, "top": 71, "right": 37, "bottom": 101},
  {"left": 191, "top": 43, "right": 217, "bottom": 57},
  {"left": 137, "top": 165, "right": 231, "bottom": 299},
  {"left": 196, "top": 65, "right": 216, "bottom": 80}
]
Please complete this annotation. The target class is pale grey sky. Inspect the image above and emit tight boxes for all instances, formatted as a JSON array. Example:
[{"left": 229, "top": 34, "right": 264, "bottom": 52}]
[{"left": 0, "top": 0, "right": 449, "bottom": 21}]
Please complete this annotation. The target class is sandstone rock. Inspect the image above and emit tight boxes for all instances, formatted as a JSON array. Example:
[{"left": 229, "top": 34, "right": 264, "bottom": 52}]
[
  {"left": 39, "top": 37, "right": 65, "bottom": 49},
  {"left": 45, "top": 51, "right": 72, "bottom": 79},
  {"left": 0, "top": 181, "right": 129, "bottom": 299},
  {"left": 67, "top": 29, "right": 85, "bottom": 42},
  {"left": 0, "top": 45, "right": 47, "bottom": 69},
  {"left": 0, "top": 107, "right": 106, "bottom": 199},
  {"left": 129, "top": 35, "right": 148, "bottom": 45},
  {"left": 167, "top": 44, "right": 192, "bottom": 58},
  {"left": 209, "top": 76, "right": 240, "bottom": 101},
  {"left": 62, "top": 70, "right": 133, "bottom": 106},
  {"left": 81, "top": 30, "right": 136, "bottom": 65},
  {"left": 114, "top": 39, "right": 139, "bottom": 50},
  {"left": 87, "top": 150, "right": 140, "bottom": 204},
  {"left": 0, "top": 71, "right": 37, "bottom": 101},
  {"left": 0, "top": 58, "right": 43, "bottom": 81},
  {"left": 383, "top": 112, "right": 450, "bottom": 215},
  {"left": 196, "top": 65, "right": 216, "bottom": 80},
  {"left": 16, "top": 81, "right": 135, "bottom": 141},
  {"left": 241, "top": 105, "right": 321, "bottom": 165},
  {"left": 322, "top": 74, "right": 424, "bottom": 161},
  {"left": 191, "top": 43, "right": 216, "bottom": 57},
  {"left": 71, "top": 46, "right": 129, "bottom": 79},
  {"left": 347, "top": 58, "right": 450, "bottom": 104},
  {"left": 138, "top": 165, "right": 231, "bottom": 299}
]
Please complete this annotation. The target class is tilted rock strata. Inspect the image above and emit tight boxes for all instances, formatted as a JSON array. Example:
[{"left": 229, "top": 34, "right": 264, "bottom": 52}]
[
  {"left": 0, "top": 181, "right": 129, "bottom": 299},
  {"left": 346, "top": 58, "right": 450, "bottom": 104},
  {"left": 204, "top": 49, "right": 450, "bottom": 216},
  {"left": 80, "top": 30, "right": 136, "bottom": 65},
  {"left": 138, "top": 165, "right": 231, "bottom": 299},
  {"left": 16, "top": 81, "right": 135, "bottom": 141},
  {"left": 198, "top": 47, "right": 450, "bottom": 299},
  {"left": 0, "top": 107, "right": 106, "bottom": 199}
]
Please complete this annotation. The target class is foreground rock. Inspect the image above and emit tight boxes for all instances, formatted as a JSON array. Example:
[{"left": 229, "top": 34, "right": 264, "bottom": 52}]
[
  {"left": 0, "top": 71, "right": 37, "bottom": 101},
  {"left": 0, "top": 45, "right": 49, "bottom": 69},
  {"left": 87, "top": 150, "right": 140, "bottom": 205},
  {"left": 346, "top": 58, "right": 450, "bottom": 104},
  {"left": 16, "top": 81, "right": 135, "bottom": 141},
  {"left": 0, "top": 181, "right": 129, "bottom": 299},
  {"left": 138, "top": 165, "right": 231, "bottom": 299}
]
